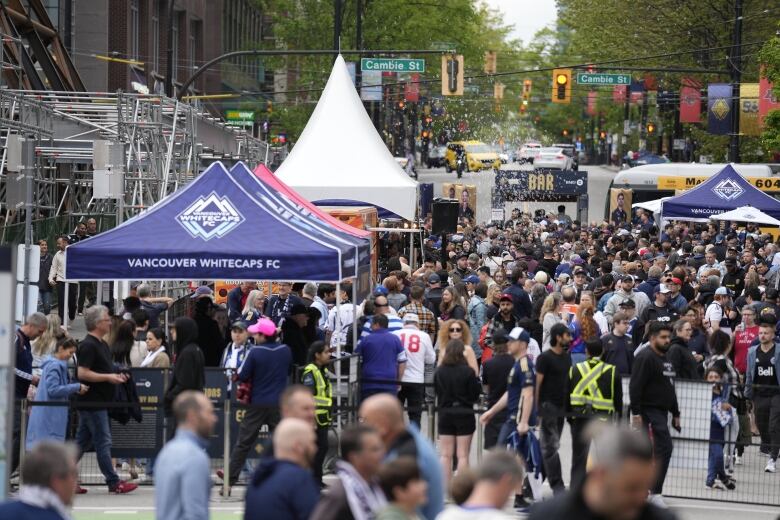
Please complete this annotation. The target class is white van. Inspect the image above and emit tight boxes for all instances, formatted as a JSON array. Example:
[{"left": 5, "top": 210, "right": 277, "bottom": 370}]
[{"left": 606, "top": 163, "right": 780, "bottom": 218}]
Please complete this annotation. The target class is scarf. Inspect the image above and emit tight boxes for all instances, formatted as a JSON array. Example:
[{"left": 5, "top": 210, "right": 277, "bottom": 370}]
[
  {"left": 140, "top": 347, "right": 166, "bottom": 368},
  {"left": 19, "top": 485, "right": 72, "bottom": 520},
  {"left": 335, "top": 460, "right": 386, "bottom": 520}
]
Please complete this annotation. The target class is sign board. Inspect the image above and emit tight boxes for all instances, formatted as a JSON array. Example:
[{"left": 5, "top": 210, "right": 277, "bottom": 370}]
[
  {"left": 110, "top": 369, "right": 166, "bottom": 458},
  {"left": 431, "top": 42, "right": 456, "bottom": 52},
  {"left": 658, "top": 176, "right": 780, "bottom": 193},
  {"left": 494, "top": 170, "right": 588, "bottom": 200},
  {"left": 225, "top": 110, "right": 255, "bottom": 127},
  {"left": 491, "top": 208, "right": 505, "bottom": 222},
  {"left": 673, "top": 139, "right": 686, "bottom": 151},
  {"left": 576, "top": 72, "right": 631, "bottom": 86},
  {"left": 361, "top": 58, "right": 425, "bottom": 73}
]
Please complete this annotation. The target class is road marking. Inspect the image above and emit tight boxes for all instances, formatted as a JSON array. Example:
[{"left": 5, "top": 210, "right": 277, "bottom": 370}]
[{"left": 104, "top": 512, "right": 138, "bottom": 515}]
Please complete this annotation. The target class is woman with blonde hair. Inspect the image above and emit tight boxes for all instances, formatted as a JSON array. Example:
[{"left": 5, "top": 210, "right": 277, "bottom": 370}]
[
  {"left": 241, "top": 289, "right": 266, "bottom": 326},
  {"left": 32, "top": 315, "right": 64, "bottom": 378},
  {"left": 485, "top": 284, "right": 502, "bottom": 320},
  {"left": 439, "top": 286, "right": 466, "bottom": 321},
  {"left": 436, "top": 319, "right": 478, "bottom": 374},
  {"left": 540, "top": 292, "right": 567, "bottom": 351}
]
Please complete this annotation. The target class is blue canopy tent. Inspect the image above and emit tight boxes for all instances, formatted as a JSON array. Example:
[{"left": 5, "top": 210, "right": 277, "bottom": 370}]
[
  {"left": 65, "top": 162, "right": 363, "bottom": 282},
  {"left": 660, "top": 164, "right": 780, "bottom": 222}
]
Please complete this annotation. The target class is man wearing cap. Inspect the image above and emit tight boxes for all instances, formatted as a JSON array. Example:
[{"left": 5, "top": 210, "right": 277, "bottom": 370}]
[
  {"left": 220, "top": 321, "right": 252, "bottom": 395},
  {"left": 281, "top": 303, "right": 310, "bottom": 366},
  {"left": 226, "top": 318, "right": 291, "bottom": 488},
  {"left": 721, "top": 257, "right": 745, "bottom": 297},
  {"left": 706, "top": 287, "right": 734, "bottom": 337},
  {"left": 463, "top": 274, "right": 480, "bottom": 296},
  {"left": 481, "top": 329, "right": 515, "bottom": 449},
  {"left": 425, "top": 273, "right": 444, "bottom": 318},
  {"left": 632, "top": 285, "right": 679, "bottom": 345},
  {"left": 484, "top": 293, "right": 520, "bottom": 351},
  {"left": 392, "top": 313, "right": 435, "bottom": 429},
  {"left": 450, "top": 253, "right": 477, "bottom": 286},
  {"left": 356, "top": 314, "right": 407, "bottom": 402},
  {"left": 266, "top": 282, "right": 304, "bottom": 326},
  {"left": 604, "top": 275, "right": 650, "bottom": 325},
  {"left": 665, "top": 277, "right": 687, "bottom": 313}
]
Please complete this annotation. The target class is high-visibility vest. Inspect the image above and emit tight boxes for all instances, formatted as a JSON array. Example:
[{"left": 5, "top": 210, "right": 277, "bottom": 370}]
[
  {"left": 569, "top": 358, "right": 616, "bottom": 414},
  {"left": 302, "top": 363, "right": 332, "bottom": 426}
]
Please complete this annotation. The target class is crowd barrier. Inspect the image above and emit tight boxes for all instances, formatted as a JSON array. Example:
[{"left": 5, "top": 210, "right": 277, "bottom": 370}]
[{"left": 13, "top": 366, "right": 780, "bottom": 506}]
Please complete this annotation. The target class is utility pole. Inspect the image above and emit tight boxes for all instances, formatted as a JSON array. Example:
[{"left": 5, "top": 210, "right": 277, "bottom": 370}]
[
  {"left": 164, "top": 0, "right": 175, "bottom": 98},
  {"left": 355, "top": 0, "right": 362, "bottom": 89},
  {"left": 728, "top": 0, "right": 743, "bottom": 163},
  {"left": 333, "top": 0, "right": 342, "bottom": 60}
]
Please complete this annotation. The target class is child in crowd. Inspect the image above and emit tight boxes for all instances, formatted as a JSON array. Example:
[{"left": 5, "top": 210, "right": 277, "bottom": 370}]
[
  {"left": 705, "top": 367, "right": 736, "bottom": 491},
  {"left": 376, "top": 457, "right": 428, "bottom": 520}
]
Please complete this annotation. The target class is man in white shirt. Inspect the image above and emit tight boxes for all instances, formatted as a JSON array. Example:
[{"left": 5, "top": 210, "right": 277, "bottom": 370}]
[
  {"left": 48, "top": 235, "right": 77, "bottom": 323},
  {"left": 325, "top": 284, "right": 356, "bottom": 351},
  {"left": 705, "top": 287, "right": 734, "bottom": 337},
  {"left": 392, "top": 313, "right": 436, "bottom": 429}
]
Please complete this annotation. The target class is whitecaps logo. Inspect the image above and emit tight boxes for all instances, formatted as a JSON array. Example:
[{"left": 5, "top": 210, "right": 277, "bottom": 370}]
[
  {"left": 712, "top": 178, "right": 744, "bottom": 201},
  {"left": 177, "top": 192, "right": 245, "bottom": 240}
]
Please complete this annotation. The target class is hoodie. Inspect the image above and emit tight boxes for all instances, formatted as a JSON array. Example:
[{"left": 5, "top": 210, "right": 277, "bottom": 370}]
[
  {"left": 244, "top": 458, "right": 319, "bottom": 520},
  {"left": 666, "top": 337, "right": 700, "bottom": 380},
  {"left": 26, "top": 356, "right": 81, "bottom": 449},
  {"left": 164, "top": 317, "right": 205, "bottom": 414}
]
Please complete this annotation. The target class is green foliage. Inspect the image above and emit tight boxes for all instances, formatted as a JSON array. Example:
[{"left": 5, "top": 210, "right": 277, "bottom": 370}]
[{"left": 758, "top": 24, "right": 780, "bottom": 154}]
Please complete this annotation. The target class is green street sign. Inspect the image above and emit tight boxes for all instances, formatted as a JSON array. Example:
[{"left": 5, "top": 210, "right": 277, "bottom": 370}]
[
  {"left": 225, "top": 110, "right": 255, "bottom": 121},
  {"left": 360, "top": 58, "right": 425, "bottom": 73},
  {"left": 431, "top": 41, "right": 456, "bottom": 52},
  {"left": 575, "top": 72, "right": 631, "bottom": 86}
]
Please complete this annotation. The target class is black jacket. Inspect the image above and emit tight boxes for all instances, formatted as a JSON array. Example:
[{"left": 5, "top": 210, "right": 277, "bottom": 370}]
[
  {"left": 629, "top": 347, "right": 680, "bottom": 417},
  {"left": 109, "top": 370, "right": 142, "bottom": 425},
  {"left": 164, "top": 317, "right": 205, "bottom": 414},
  {"left": 529, "top": 486, "right": 676, "bottom": 520},
  {"left": 667, "top": 337, "right": 699, "bottom": 380}
]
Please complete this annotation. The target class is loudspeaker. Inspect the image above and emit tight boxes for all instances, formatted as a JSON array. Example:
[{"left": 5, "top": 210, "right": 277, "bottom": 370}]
[{"left": 432, "top": 199, "right": 459, "bottom": 235}]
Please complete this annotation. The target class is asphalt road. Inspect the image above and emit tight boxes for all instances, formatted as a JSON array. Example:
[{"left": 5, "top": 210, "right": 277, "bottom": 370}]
[{"left": 416, "top": 162, "right": 618, "bottom": 224}]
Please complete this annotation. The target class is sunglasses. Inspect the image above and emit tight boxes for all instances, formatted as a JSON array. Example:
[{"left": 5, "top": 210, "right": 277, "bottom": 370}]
[{"left": 449, "top": 327, "right": 462, "bottom": 332}]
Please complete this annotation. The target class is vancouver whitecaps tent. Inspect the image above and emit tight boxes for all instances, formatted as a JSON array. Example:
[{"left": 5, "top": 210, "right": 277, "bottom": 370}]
[
  {"left": 65, "top": 162, "right": 368, "bottom": 282},
  {"left": 275, "top": 55, "right": 418, "bottom": 220},
  {"left": 660, "top": 164, "right": 780, "bottom": 222}
]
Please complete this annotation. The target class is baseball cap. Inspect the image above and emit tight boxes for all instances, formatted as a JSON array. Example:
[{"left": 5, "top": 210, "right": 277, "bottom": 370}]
[
  {"left": 571, "top": 254, "right": 584, "bottom": 265},
  {"left": 290, "top": 303, "right": 309, "bottom": 316},
  {"left": 618, "top": 299, "right": 636, "bottom": 308},
  {"left": 374, "top": 286, "right": 389, "bottom": 296},
  {"left": 402, "top": 313, "right": 420, "bottom": 324},
  {"left": 641, "top": 252, "right": 654, "bottom": 261},
  {"left": 231, "top": 321, "right": 248, "bottom": 331},
  {"left": 190, "top": 286, "right": 214, "bottom": 299},
  {"left": 499, "top": 293, "right": 513, "bottom": 303},
  {"left": 247, "top": 318, "right": 276, "bottom": 336},
  {"left": 658, "top": 284, "right": 671, "bottom": 294},
  {"left": 543, "top": 245, "right": 553, "bottom": 254},
  {"left": 670, "top": 277, "right": 682, "bottom": 285},
  {"left": 457, "top": 252, "right": 469, "bottom": 260},
  {"left": 428, "top": 273, "right": 441, "bottom": 284},
  {"left": 621, "top": 274, "right": 636, "bottom": 283},
  {"left": 492, "top": 329, "right": 509, "bottom": 345},
  {"left": 573, "top": 267, "right": 587, "bottom": 276},
  {"left": 464, "top": 274, "right": 480, "bottom": 284},
  {"left": 508, "top": 327, "right": 531, "bottom": 343},
  {"left": 715, "top": 287, "right": 734, "bottom": 296},
  {"left": 723, "top": 257, "right": 737, "bottom": 265}
]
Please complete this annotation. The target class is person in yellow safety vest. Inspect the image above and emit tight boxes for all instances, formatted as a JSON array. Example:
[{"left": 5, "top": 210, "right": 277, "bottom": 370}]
[
  {"left": 568, "top": 338, "right": 623, "bottom": 489},
  {"left": 301, "top": 340, "right": 332, "bottom": 487}
]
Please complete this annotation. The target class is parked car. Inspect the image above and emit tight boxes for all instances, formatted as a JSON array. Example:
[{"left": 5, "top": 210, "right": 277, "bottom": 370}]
[
  {"left": 517, "top": 142, "right": 542, "bottom": 164},
  {"left": 444, "top": 141, "right": 501, "bottom": 177},
  {"left": 534, "top": 147, "right": 574, "bottom": 170},
  {"left": 492, "top": 146, "right": 509, "bottom": 164},
  {"left": 426, "top": 145, "right": 447, "bottom": 168},
  {"left": 552, "top": 143, "right": 579, "bottom": 170}
]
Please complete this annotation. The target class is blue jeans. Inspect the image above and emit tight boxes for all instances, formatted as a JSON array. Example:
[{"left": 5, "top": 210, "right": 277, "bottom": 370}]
[
  {"left": 76, "top": 410, "right": 119, "bottom": 487},
  {"left": 39, "top": 290, "right": 52, "bottom": 315},
  {"left": 707, "top": 441, "right": 728, "bottom": 485}
]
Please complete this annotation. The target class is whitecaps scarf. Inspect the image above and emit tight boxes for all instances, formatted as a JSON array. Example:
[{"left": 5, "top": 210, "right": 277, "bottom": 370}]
[
  {"left": 140, "top": 347, "right": 166, "bottom": 367},
  {"left": 335, "top": 460, "right": 386, "bottom": 520},
  {"left": 19, "top": 485, "right": 72, "bottom": 520}
]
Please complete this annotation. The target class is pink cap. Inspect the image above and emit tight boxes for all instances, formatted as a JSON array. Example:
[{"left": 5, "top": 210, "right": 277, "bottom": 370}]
[{"left": 247, "top": 318, "right": 276, "bottom": 337}]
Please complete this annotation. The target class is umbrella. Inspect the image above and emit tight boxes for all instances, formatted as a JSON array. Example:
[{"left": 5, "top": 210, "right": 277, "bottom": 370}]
[{"left": 710, "top": 206, "right": 780, "bottom": 226}]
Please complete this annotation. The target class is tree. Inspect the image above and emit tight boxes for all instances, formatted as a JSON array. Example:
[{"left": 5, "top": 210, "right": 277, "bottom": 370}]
[{"left": 758, "top": 25, "right": 780, "bottom": 155}]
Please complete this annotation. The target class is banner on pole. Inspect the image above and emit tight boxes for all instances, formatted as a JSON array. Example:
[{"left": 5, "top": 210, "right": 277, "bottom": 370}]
[
  {"left": 586, "top": 91, "right": 597, "bottom": 116},
  {"left": 612, "top": 85, "right": 627, "bottom": 104},
  {"left": 759, "top": 76, "right": 780, "bottom": 128},
  {"left": 739, "top": 83, "right": 760, "bottom": 136},
  {"left": 707, "top": 83, "right": 732, "bottom": 135},
  {"left": 679, "top": 78, "right": 702, "bottom": 123}
]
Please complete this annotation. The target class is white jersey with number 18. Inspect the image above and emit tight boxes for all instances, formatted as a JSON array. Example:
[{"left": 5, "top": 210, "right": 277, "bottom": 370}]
[{"left": 393, "top": 327, "right": 436, "bottom": 383}]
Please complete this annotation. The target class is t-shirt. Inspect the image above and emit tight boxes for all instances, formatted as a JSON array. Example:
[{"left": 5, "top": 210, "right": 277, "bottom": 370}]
[
  {"left": 326, "top": 303, "right": 356, "bottom": 348},
  {"left": 77, "top": 334, "right": 115, "bottom": 404},
  {"left": 392, "top": 328, "right": 435, "bottom": 384},
  {"left": 535, "top": 348, "right": 572, "bottom": 409},
  {"left": 482, "top": 353, "right": 514, "bottom": 407},
  {"left": 141, "top": 300, "right": 168, "bottom": 328},
  {"left": 733, "top": 325, "right": 758, "bottom": 374},
  {"left": 356, "top": 329, "right": 407, "bottom": 392},
  {"left": 705, "top": 302, "right": 732, "bottom": 336},
  {"left": 754, "top": 346, "right": 779, "bottom": 397},
  {"left": 506, "top": 356, "right": 535, "bottom": 424}
]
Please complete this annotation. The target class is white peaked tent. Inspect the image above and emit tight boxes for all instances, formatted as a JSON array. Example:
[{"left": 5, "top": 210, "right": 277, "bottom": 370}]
[
  {"left": 275, "top": 55, "right": 418, "bottom": 220},
  {"left": 710, "top": 206, "right": 780, "bottom": 226}
]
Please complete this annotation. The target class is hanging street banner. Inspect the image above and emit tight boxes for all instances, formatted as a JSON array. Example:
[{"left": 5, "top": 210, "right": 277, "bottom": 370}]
[
  {"left": 586, "top": 91, "right": 597, "bottom": 116},
  {"left": 708, "top": 83, "right": 733, "bottom": 135},
  {"left": 612, "top": 85, "right": 627, "bottom": 104},
  {"left": 576, "top": 72, "right": 631, "bottom": 86},
  {"left": 361, "top": 69, "right": 382, "bottom": 101},
  {"left": 658, "top": 175, "right": 780, "bottom": 193},
  {"left": 759, "top": 76, "right": 780, "bottom": 128},
  {"left": 361, "top": 58, "right": 425, "bottom": 73},
  {"left": 740, "top": 83, "right": 760, "bottom": 137},
  {"left": 679, "top": 78, "right": 702, "bottom": 123},
  {"left": 494, "top": 169, "right": 588, "bottom": 202}
]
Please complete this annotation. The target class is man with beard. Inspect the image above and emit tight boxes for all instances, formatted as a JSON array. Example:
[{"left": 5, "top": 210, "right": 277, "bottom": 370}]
[
  {"left": 484, "top": 294, "right": 519, "bottom": 350},
  {"left": 629, "top": 322, "right": 680, "bottom": 508}
]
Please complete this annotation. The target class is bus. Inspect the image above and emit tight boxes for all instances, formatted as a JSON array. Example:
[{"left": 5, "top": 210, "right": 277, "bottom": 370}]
[{"left": 605, "top": 163, "right": 780, "bottom": 219}]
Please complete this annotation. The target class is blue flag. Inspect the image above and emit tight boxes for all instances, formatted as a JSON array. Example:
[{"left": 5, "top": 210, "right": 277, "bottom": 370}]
[{"left": 708, "top": 83, "right": 732, "bottom": 135}]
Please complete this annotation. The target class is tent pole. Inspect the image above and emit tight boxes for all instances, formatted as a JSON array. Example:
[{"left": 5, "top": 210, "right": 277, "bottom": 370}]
[
  {"left": 334, "top": 282, "right": 342, "bottom": 431},
  {"left": 63, "top": 282, "right": 69, "bottom": 329}
]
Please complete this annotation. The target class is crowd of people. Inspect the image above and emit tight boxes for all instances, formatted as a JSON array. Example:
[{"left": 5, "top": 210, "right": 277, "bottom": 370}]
[{"left": 5, "top": 202, "right": 780, "bottom": 519}]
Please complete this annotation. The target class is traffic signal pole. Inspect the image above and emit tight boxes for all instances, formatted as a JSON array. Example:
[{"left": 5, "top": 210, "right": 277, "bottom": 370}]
[{"left": 728, "top": 0, "right": 743, "bottom": 163}]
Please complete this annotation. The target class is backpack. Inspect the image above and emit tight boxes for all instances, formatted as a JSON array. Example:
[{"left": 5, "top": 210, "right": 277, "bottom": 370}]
[{"left": 478, "top": 323, "right": 492, "bottom": 362}]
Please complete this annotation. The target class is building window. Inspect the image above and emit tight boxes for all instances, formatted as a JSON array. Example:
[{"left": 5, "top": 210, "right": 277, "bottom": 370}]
[
  {"left": 152, "top": 2, "right": 160, "bottom": 73},
  {"left": 171, "top": 10, "right": 179, "bottom": 82},
  {"left": 130, "top": 0, "right": 140, "bottom": 61}
]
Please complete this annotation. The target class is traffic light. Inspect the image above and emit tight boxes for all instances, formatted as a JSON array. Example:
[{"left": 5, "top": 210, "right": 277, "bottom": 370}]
[
  {"left": 421, "top": 130, "right": 430, "bottom": 139},
  {"left": 522, "top": 79, "right": 532, "bottom": 100},
  {"left": 441, "top": 55, "right": 464, "bottom": 96},
  {"left": 484, "top": 51, "right": 497, "bottom": 74},
  {"left": 397, "top": 100, "right": 405, "bottom": 110},
  {"left": 647, "top": 122, "right": 656, "bottom": 134},
  {"left": 562, "top": 129, "right": 569, "bottom": 137},
  {"left": 552, "top": 68, "right": 571, "bottom": 104},
  {"left": 266, "top": 100, "right": 273, "bottom": 114}
]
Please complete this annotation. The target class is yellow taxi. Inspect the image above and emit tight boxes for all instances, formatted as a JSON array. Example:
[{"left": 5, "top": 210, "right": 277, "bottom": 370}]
[{"left": 444, "top": 141, "right": 501, "bottom": 175}]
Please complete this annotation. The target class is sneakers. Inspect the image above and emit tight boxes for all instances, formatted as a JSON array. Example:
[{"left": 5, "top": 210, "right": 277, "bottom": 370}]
[
  {"left": 720, "top": 477, "right": 736, "bottom": 490},
  {"left": 75, "top": 485, "right": 88, "bottom": 495},
  {"left": 765, "top": 459, "right": 776, "bottom": 473},
  {"left": 705, "top": 481, "right": 726, "bottom": 490},
  {"left": 514, "top": 494, "right": 533, "bottom": 512},
  {"left": 109, "top": 481, "right": 138, "bottom": 494},
  {"left": 647, "top": 494, "right": 668, "bottom": 509},
  {"left": 734, "top": 454, "right": 742, "bottom": 466},
  {"left": 216, "top": 469, "right": 224, "bottom": 480}
]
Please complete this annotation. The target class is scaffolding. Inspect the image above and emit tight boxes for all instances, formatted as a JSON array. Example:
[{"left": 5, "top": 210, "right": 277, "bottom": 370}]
[{"left": 0, "top": 88, "right": 271, "bottom": 242}]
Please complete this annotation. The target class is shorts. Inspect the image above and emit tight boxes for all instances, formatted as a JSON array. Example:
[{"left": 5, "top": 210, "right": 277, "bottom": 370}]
[{"left": 438, "top": 410, "right": 476, "bottom": 436}]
